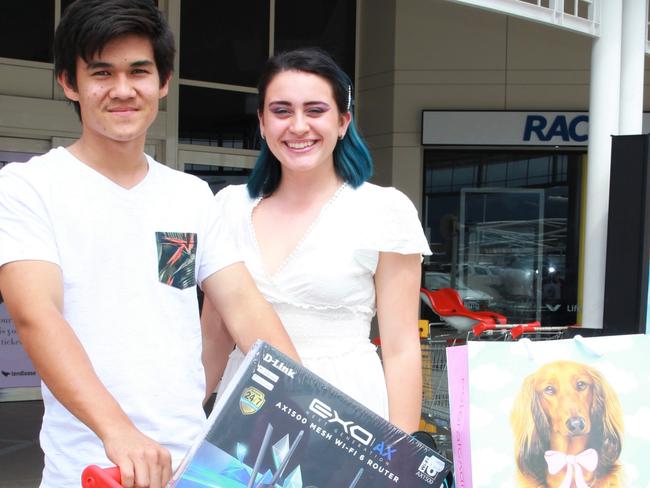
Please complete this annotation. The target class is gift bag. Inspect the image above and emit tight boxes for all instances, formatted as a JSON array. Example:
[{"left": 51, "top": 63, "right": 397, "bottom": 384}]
[
  {"left": 447, "top": 334, "right": 650, "bottom": 487},
  {"left": 446, "top": 344, "right": 472, "bottom": 488}
]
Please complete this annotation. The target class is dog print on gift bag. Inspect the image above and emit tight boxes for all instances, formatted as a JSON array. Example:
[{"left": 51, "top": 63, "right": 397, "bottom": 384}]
[{"left": 510, "top": 360, "right": 624, "bottom": 488}]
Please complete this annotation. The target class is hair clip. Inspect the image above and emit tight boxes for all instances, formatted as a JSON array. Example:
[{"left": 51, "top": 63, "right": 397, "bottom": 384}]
[{"left": 347, "top": 85, "right": 352, "bottom": 112}]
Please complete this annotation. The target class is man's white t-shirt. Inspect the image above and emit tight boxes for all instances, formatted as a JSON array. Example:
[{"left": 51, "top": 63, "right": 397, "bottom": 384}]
[{"left": 0, "top": 147, "right": 239, "bottom": 488}]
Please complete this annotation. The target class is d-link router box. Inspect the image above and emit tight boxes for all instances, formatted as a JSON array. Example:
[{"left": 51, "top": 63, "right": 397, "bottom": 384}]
[{"left": 171, "top": 341, "right": 451, "bottom": 487}]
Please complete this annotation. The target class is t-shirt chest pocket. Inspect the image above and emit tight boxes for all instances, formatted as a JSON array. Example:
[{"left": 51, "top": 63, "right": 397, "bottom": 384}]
[{"left": 155, "top": 231, "right": 197, "bottom": 290}]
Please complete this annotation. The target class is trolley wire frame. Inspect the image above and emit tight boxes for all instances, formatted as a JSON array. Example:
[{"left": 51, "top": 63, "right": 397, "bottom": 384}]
[{"left": 419, "top": 322, "right": 575, "bottom": 464}]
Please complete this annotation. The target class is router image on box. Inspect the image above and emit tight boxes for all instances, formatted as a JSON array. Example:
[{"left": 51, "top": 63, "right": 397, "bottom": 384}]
[{"left": 170, "top": 341, "right": 451, "bottom": 487}]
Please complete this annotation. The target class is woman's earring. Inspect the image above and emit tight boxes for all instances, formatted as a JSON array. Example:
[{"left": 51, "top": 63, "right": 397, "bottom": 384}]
[{"left": 260, "top": 132, "right": 265, "bottom": 140}]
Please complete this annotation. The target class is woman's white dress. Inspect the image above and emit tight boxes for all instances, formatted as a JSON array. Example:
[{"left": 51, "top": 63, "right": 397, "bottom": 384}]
[{"left": 214, "top": 181, "right": 431, "bottom": 418}]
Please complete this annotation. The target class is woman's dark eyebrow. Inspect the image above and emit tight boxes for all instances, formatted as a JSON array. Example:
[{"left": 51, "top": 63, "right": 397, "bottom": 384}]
[
  {"left": 268, "top": 101, "right": 330, "bottom": 106},
  {"left": 268, "top": 101, "right": 291, "bottom": 108},
  {"left": 304, "top": 101, "right": 330, "bottom": 108}
]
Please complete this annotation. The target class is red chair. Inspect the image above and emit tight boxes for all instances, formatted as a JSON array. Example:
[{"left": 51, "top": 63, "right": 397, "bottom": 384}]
[{"left": 420, "top": 287, "right": 507, "bottom": 332}]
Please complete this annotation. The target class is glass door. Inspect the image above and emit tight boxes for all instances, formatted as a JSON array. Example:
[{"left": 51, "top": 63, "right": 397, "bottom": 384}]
[
  {"left": 459, "top": 188, "right": 544, "bottom": 323},
  {"left": 422, "top": 149, "right": 582, "bottom": 326}
]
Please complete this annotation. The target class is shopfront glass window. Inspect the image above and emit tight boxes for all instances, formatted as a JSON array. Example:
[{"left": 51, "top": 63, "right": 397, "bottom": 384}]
[
  {"left": 177, "top": 1, "right": 356, "bottom": 149},
  {"left": 179, "top": 86, "right": 259, "bottom": 149},
  {"left": 61, "top": 0, "right": 156, "bottom": 14},
  {"left": 275, "top": 0, "right": 356, "bottom": 80},
  {"left": 184, "top": 164, "right": 251, "bottom": 195},
  {"left": 422, "top": 150, "right": 582, "bottom": 326},
  {"left": 180, "top": 2, "right": 269, "bottom": 87},
  {"left": 0, "top": 2, "right": 54, "bottom": 62}
]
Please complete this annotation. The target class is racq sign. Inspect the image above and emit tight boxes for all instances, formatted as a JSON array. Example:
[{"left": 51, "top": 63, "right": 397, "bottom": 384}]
[{"left": 421, "top": 110, "right": 650, "bottom": 147}]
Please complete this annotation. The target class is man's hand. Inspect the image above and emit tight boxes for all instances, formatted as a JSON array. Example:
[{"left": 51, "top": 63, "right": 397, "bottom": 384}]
[
  {"left": 102, "top": 424, "right": 172, "bottom": 488},
  {"left": 0, "top": 260, "right": 172, "bottom": 488}
]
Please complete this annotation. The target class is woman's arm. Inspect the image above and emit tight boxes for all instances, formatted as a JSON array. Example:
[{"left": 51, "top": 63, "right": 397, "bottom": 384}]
[{"left": 375, "top": 252, "right": 423, "bottom": 433}]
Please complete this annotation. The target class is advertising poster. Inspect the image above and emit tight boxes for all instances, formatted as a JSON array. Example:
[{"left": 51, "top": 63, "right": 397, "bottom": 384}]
[
  {"left": 0, "top": 299, "right": 40, "bottom": 389},
  {"left": 0, "top": 152, "right": 42, "bottom": 398}
]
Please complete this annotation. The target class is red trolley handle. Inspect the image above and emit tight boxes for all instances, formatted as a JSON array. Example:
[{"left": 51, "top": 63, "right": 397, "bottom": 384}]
[
  {"left": 510, "top": 324, "right": 567, "bottom": 339},
  {"left": 81, "top": 465, "right": 122, "bottom": 487},
  {"left": 472, "top": 321, "right": 542, "bottom": 337},
  {"left": 472, "top": 321, "right": 493, "bottom": 336}
]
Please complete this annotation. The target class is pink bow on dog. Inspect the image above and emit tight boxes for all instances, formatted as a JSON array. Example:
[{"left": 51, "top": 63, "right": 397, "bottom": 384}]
[{"left": 544, "top": 448, "right": 598, "bottom": 488}]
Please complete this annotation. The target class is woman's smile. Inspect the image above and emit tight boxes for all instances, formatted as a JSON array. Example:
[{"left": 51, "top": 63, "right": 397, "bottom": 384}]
[{"left": 284, "top": 140, "right": 318, "bottom": 151}]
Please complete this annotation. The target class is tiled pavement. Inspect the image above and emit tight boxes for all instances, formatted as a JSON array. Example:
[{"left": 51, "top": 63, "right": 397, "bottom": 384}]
[
  {"left": 0, "top": 396, "right": 219, "bottom": 488},
  {"left": 0, "top": 400, "right": 43, "bottom": 488}
]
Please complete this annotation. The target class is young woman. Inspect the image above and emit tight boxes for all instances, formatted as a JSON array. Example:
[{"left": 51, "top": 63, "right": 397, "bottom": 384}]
[{"left": 202, "top": 48, "right": 431, "bottom": 433}]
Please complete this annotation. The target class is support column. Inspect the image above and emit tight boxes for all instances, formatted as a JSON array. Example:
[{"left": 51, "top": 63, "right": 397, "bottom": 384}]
[
  {"left": 164, "top": 0, "right": 180, "bottom": 170},
  {"left": 581, "top": 0, "right": 623, "bottom": 328},
  {"left": 619, "top": 0, "right": 646, "bottom": 134}
]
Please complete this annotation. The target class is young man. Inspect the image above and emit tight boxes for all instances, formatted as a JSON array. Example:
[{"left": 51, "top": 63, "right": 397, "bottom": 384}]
[{"left": 0, "top": 1, "right": 298, "bottom": 487}]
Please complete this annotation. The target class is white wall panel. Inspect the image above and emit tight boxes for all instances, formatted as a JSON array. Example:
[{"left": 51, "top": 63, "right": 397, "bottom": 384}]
[
  {"left": 0, "top": 94, "right": 167, "bottom": 141},
  {"left": 394, "top": 0, "right": 506, "bottom": 71},
  {"left": 0, "top": 64, "right": 53, "bottom": 99}
]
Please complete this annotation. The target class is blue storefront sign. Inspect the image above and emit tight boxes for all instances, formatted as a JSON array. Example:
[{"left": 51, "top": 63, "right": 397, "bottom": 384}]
[{"left": 421, "top": 111, "right": 650, "bottom": 146}]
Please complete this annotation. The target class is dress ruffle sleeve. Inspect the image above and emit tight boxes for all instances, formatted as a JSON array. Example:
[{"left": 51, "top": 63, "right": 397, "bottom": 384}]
[
  {"left": 213, "top": 184, "right": 252, "bottom": 243},
  {"left": 353, "top": 185, "right": 432, "bottom": 272},
  {"left": 213, "top": 183, "right": 246, "bottom": 217}
]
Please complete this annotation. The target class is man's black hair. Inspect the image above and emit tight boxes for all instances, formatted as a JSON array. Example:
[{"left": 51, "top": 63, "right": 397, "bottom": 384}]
[{"left": 54, "top": 0, "right": 175, "bottom": 118}]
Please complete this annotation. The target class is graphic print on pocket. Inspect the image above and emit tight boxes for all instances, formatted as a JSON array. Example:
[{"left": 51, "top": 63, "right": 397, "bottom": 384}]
[{"left": 156, "top": 232, "right": 197, "bottom": 290}]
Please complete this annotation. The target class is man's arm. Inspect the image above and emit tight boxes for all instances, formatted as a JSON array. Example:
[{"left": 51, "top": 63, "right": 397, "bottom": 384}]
[
  {"left": 0, "top": 261, "right": 171, "bottom": 488},
  {"left": 200, "top": 298, "right": 234, "bottom": 403},
  {"left": 201, "top": 262, "right": 300, "bottom": 363}
]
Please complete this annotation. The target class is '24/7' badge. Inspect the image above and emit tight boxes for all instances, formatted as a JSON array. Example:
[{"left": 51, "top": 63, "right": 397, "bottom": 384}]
[{"left": 240, "top": 386, "right": 266, "bottom": 415}]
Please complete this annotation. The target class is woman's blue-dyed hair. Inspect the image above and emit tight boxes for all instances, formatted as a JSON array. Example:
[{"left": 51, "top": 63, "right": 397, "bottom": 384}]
[{"left": 247, "top": 47, "right": 373, "bottom": 198}]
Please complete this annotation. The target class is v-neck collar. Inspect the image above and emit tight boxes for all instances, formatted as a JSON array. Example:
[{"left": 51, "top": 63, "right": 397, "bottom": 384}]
[
  {"left": 62, "top": 147, "right": 153, "bottom": 195},
  {"left": 248, "top": 182, "right": 348, "bottom": 280}
]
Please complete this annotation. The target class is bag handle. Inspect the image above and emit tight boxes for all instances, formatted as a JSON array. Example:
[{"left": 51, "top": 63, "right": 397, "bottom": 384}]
[
  {"left": 574, "top": 334, "right": 604, "bottom": 357},
  {"left": 518, "top": 333, "right": 604, "bottom": 362}
]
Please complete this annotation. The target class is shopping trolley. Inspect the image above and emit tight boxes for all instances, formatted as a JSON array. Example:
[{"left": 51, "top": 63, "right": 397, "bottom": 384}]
[
  {"left": 421, "top": 340, "right": 450, "bottom": 429},
  {"left": 470, "top": 321, "right": 576, "bottom": 341},
  {"left": 418, "top": 322, "right": 576, "bottom": 488},
  {"left": 419, "top": 320, "right": 576, "bottom": 429},
  {"left": 419, "top": 332, "right": 463, "bottom": 460}
]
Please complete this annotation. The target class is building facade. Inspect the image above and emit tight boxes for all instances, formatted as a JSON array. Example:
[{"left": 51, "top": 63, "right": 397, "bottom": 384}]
[{"left": 1, "top": 0, "right": 649, "bottom": 332}]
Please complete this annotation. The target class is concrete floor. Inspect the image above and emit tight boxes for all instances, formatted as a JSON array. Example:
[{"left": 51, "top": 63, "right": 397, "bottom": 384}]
[
  {"left": 0, "top": 396, "right": 219, "bottom": 488},
  {"left": 0, "top": 400, "right": 43, "bottom": 488}
]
